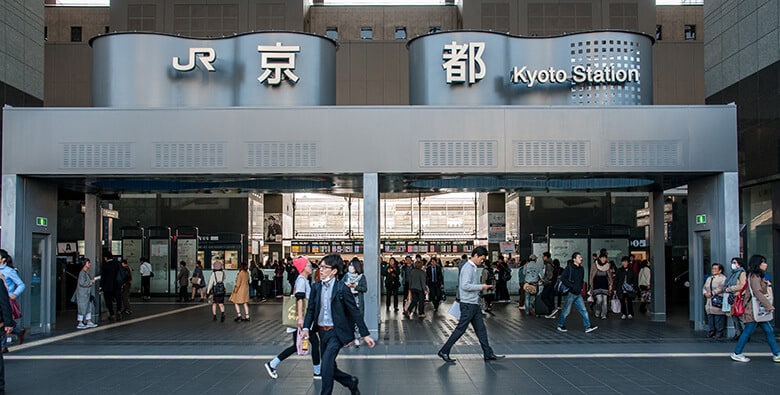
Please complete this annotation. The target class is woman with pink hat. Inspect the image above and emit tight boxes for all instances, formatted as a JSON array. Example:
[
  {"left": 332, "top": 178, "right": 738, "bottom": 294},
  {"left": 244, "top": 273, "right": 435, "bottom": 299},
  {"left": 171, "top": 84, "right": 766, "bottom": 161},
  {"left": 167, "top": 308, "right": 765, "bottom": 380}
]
[{"left": 265, "top": 256, "right": 321, "bottom": 380}]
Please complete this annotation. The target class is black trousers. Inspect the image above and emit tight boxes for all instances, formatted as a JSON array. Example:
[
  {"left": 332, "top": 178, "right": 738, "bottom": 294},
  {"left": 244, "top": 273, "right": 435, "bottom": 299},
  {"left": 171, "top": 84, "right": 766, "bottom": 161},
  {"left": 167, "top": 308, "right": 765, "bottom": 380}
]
[
  {"left": 410, "top": 289, "right": 425, "bottom": 315},
  {"left": 385, "top": 287, "right": 399, "bottom": 309},
  {"left": 177, "top": 285, "right": 188, "bottom": 301},
  {"left": 103, "top": 290, "right": 122, "bottom": 316},
  {"left": 428, "top": 284, "right": 442, "bottom": 309},
  {"left": 540, "top": 282, "right": 555, "bottom": 311},
  {"left": 620, "top": 294, "right": 635, "bottom": 316},
  {"left": 440, "top": 302, "right": 494, "bottom": 357},
  {"left": 276, "top": 330, "right": 321, "bottom": 366},
  {"left": 319, "top": 330, "right": 355, "bottom": 395},
  {"left": 141, "top": 276, "right": 151, "bottom": 298}
]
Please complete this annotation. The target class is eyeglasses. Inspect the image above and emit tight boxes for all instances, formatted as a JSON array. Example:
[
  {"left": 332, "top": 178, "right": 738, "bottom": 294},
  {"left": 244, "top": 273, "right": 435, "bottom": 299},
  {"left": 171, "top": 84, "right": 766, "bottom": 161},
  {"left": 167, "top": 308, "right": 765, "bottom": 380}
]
[{"left": 319, "top": 265, "right": 333, "bottom": 270}]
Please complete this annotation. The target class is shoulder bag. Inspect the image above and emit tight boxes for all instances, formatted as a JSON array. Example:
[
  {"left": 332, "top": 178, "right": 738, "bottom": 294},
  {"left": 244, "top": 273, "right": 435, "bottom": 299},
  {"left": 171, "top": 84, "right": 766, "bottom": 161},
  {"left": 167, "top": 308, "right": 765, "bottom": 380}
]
[
  {"left": 709, "top": 278, "right": 723, "bottom": 308},
  {"left": 748, "top": 275, "right": 774, "bottom": 322},
  {"left": 731, "top": 280, "right": 748, "bottom": 317}
]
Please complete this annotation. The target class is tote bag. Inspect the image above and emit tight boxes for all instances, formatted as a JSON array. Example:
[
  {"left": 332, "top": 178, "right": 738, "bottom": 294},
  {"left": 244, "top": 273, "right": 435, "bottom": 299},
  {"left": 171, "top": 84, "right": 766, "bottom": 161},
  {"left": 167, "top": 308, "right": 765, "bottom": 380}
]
[
  {"left": 748, "top": 276, "right": 774, "bottom": 323},
  {"left": 282, "top": 295, "right": 308, "bottom": 328},
  {"left": 610, "top": 294, "right": 622, "bottom": 314}
]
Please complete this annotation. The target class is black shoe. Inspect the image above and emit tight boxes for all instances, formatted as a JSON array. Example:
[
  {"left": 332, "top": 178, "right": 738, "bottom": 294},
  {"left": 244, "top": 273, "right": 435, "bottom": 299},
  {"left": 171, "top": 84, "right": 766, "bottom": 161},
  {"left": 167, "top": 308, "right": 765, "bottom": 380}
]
[
  {"left": 348, "top": 376, "right": 360, "bottom": 395},
  {"left": 484, "top": 354, "right": 506, "bottom": 361},
  {"left": 220, "top": 313, "right": 225, "bottom": 323},
  {"left": 212, "top": 315, "right": 217, "bottom": 321},
  {"left": 437, "top": 351, "right": 456, "bottom": 363}
]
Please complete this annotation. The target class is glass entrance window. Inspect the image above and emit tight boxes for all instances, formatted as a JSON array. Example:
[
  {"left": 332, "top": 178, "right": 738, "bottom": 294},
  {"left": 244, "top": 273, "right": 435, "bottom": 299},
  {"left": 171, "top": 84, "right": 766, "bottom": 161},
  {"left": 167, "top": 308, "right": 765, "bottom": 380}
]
[{"left": 31, "top": 234, "right": 49, "bottom": 332}]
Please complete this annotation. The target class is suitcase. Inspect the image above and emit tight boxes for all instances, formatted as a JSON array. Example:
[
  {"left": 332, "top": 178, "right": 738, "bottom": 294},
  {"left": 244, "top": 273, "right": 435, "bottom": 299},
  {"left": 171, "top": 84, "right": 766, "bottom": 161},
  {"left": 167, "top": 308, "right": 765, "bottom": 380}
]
[{"left": 533, "top": 292, "right": 550, "bottom": 316}]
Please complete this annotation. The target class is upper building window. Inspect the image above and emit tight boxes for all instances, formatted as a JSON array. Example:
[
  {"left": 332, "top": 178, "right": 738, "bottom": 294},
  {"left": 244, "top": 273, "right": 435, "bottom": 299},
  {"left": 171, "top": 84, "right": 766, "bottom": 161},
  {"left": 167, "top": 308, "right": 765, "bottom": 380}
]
[
  {"left": 655, "top": 25, "right": 662, "bottom": 40},
  {"left": 395, "top": 27, "right": 407, "bottom": 40},
  {"left": 684, "top": 24, "right": 696, "bottom": 40},
  {"left": 44, "top": 26, "right": 48, "bottom": 41},
  {"left": 326, "top": 27, "right": 339, "bottom": 40},
  {"left": 323, "top": 1, "right": 446, "bottom": 4},
  {"left": 70, "top": 26, "right": 82, "bottom": 42},
  {"left": 360, "top": 26, "right": 373, "bottom": 40}
]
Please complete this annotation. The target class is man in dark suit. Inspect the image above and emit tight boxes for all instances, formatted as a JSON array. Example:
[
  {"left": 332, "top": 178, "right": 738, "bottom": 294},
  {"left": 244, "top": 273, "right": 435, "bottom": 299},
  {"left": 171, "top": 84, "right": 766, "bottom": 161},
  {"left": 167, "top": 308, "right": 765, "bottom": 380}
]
[
  {"left": 426, "top": 257, "right": 444, "bottom": 311},
  {"left": 302, "top": 254, "right": 375, "bottom": 395},
  {"left": 100, "top": 251, "right": 122, "bottom": 321},
  {"left": 0, "top": 275, "right": 17, "bottom": 394}
]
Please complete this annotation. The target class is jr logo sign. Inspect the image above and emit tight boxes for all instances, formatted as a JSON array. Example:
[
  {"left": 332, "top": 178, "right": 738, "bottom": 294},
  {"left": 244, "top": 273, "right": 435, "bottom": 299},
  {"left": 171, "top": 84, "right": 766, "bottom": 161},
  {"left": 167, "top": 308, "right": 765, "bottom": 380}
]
[{"left": 172, "top": 48, "right": 217, "bottom": 72}]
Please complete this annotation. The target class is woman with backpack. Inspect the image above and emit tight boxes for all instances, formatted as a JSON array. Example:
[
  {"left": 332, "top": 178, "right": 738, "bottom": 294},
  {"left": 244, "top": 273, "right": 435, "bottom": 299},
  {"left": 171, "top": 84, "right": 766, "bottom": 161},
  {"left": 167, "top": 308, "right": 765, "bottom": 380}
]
[
  {"left": 206, "top": 260, "right": 227, "bottom": 322},
  {"left": 730, "top": 254, "right": 780, "bottom": 363}
]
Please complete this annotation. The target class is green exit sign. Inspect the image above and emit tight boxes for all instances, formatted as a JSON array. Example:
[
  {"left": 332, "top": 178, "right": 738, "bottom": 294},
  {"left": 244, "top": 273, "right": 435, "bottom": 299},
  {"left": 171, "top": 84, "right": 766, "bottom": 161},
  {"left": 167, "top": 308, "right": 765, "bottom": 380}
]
[
  {"left": 696, "top": 214, "right": 707, "bottom": 224},
  {"left": 36, "top": 217, "right": 48, "bottom": 227}
]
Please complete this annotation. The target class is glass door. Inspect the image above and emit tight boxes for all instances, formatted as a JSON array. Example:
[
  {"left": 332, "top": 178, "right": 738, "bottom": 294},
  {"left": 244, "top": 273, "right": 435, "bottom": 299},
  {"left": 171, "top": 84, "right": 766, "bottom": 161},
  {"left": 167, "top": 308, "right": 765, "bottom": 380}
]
[{"left": 31, "top": 233, "right": 51, "bottom": 333}]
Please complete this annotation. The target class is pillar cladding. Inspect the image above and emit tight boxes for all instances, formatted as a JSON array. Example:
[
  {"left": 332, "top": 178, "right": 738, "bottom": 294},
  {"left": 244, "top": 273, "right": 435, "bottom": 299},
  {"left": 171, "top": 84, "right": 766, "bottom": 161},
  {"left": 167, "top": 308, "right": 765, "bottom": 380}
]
[
  {"left": 90, "top": 32, "right": 337, "bottom": 107},
  {"left": 408, "top": 30, "right": 654, "bottom": 105}
]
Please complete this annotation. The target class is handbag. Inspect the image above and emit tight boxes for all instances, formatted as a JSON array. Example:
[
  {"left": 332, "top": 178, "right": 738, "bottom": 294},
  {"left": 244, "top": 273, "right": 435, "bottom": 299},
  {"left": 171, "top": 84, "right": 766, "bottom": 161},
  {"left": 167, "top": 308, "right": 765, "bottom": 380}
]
[
  {"left": 191, "top": 277, "right": 202, "bottom": 286},
  {"left": 150, "top": 271, "right": 155, "bottom": 278},
  {"left": 732, "top": 281, "right": 748, "bottom": 317},
  {"left": 296, "top": 329, "right": 311, "bottom": 356},
  {"left": 709, "top": 278, "right": 723, "bottom": 308},
  {"left": 10, "top": 299, "right": 21, "bottom": 319},
  {"left": 748, "top": 275, "right": 774, "bottom": 322},
  {"left": 282, "top": 295, "right": 308, "bottom": 328},
  {"left": 610, "top": 294, "right": 621, "bottom": 314},
  {"left": 554, "top": 266, "right": 573, "bottom": 294},
  {"left": 523, "top": 283, "right": 538, "bottom": 295}
]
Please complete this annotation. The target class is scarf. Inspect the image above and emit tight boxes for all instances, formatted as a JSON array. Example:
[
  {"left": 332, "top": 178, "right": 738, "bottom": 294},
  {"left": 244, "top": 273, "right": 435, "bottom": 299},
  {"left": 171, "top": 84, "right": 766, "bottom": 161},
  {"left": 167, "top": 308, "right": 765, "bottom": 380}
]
[
  {"left": 725, "top": 268, "right": 744, "bottom": 287},
  {"left": 595, "top": 262, "right": 610, "bottom": 272},
  {"left": 346, "top": 273, "right": 363, "bottom": 294}
]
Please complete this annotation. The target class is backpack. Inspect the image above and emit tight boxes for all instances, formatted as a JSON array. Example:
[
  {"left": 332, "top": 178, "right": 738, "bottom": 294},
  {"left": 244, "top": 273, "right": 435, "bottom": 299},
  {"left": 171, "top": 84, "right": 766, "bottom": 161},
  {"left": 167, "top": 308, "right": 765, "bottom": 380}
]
[
  {"left": 212, "top": 272, "right": 226, "bottom": 297},
  {"left": 554, "top": 266, "right": 572, "bottom": 294},
  {"left": 502, "top": 268, "right": 512, "bottom": 282}
]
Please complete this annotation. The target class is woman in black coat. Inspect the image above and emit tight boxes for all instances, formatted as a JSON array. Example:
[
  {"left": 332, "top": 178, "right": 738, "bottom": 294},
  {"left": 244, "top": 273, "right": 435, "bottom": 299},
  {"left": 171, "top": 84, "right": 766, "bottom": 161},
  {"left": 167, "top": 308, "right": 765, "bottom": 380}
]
[
  {"left": 615, "top": 256, "right": 638, "bottom": 319},
  {"left": 384, "top": 258, "right": 401, "bottom": 312}
]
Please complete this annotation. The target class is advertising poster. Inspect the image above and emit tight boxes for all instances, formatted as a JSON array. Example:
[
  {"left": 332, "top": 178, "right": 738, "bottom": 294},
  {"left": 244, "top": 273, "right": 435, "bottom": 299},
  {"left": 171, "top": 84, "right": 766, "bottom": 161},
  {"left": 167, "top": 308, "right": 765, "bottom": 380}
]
[
  {"left": 590, "top": 238, "right": 629, "bottom": 263},
  {"left": 122, "top": 238, "right": 143, "bottom": 266},
  {"left": 150, "top": 239, "right": 170, "bottom": 293},
  {"left": 488, "top": 212, "right": 506, "bottom": 243},
  {"left": 549, "top": 238, "right": 588, "bottom": 267},
  {"left": 264, "top": 213, "right": 283, "bottom": 242},
  {"left": 177, "top": 238, "right": 198, "bottom": 267}
]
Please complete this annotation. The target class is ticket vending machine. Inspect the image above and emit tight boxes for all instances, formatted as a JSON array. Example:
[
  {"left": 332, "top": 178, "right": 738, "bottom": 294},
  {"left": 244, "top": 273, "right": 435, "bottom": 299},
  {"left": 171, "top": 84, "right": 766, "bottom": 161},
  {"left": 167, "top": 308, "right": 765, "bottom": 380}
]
[
  {"left": 147, "top": 226, "right": 172, "bottom": 294},
  {"left": 120, "top": 226, "right": 145, "bottom": 268}
]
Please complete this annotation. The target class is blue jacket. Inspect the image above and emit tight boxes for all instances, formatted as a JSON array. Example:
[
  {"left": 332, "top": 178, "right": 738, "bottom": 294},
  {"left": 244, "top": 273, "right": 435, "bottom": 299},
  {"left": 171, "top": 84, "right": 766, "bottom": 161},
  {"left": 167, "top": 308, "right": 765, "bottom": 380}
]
[
  {"left": 303, "top": 279, "right": 370, "bottom": 346},
  {"left": 0, "top": 265, "right": 25, "bottom": 297}
]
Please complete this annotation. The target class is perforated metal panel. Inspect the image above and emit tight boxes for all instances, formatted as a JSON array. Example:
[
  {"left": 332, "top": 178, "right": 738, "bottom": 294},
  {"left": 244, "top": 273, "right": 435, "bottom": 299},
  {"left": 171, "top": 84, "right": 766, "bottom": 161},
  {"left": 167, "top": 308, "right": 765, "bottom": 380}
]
[
  {"left": 61, "top": 143, "right": 134, "bottom": 169},
  {"left": 569, "top": 38, "right": 644, "bottom": 105},
  {"left": 514, "top": 141, "right": 589, "bottom": 167},
  {"left": 246, "top": 142, "right": 319, "bottom": 168},
  {"left": 420, "top": 141, "right": 497, "bottom": 168},
  {"left": 154, "top": 143, "right": 225, "bottom": 168},
  {"left": 608, "top": 141, "right": 681, "bottom": 167}
]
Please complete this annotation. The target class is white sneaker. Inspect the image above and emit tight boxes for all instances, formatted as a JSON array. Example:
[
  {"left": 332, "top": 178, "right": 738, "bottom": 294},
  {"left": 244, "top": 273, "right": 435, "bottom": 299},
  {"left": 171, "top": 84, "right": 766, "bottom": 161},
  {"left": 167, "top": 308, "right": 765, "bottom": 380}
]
[
  {"left": 621, "top": 315, "right": 627, "bottom": 320},
  {"left": 264, "top": 362, "right": 278, "bottom": 379},
  {"left": 628, "top": 314, "right": 633, "bottom": 319},
  {"left": 773, "top": 354, "right": 780, "bottom": 363},
  {"left": 85, "top": 322, "right": 98, "bottom": 328},
  {"left": 730, "top": 353, "right": 750, "bottom": 363},
  {"left": 585, "top": 326, "right": 598, "bottom": 333},
  {"left": 76, "top": 323, "right": 87, "bottom": 329}
]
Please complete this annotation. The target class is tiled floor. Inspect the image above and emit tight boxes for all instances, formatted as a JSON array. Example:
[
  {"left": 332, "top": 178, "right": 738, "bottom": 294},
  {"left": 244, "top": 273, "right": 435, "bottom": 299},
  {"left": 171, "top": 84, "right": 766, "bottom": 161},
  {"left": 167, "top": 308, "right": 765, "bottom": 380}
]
[{"left": 4, "top": 298, "right": 780, "bottom": 394}]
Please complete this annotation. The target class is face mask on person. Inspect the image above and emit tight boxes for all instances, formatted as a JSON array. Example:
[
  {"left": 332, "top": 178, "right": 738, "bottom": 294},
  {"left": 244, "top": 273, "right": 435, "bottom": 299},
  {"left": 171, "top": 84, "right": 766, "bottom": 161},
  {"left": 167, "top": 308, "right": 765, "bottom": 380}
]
[
  {"left": 348, "top": 266, "right": 356, "bottom": 274},
  {"left": 731, "top": 263, "right": 739, "bottom": 270}
]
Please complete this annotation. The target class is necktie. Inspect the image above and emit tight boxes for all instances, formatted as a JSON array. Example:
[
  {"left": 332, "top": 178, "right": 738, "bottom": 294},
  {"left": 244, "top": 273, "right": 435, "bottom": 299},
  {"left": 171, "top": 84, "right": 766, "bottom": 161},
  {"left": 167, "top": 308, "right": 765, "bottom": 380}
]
[{"left": 432, "top": 267, "right": 436, "bottom": 283}]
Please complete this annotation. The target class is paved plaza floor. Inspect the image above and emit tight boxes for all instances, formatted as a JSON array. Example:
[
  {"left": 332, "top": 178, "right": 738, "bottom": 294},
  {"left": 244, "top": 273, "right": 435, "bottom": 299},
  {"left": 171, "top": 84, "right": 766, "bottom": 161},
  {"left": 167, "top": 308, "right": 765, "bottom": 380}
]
[{"left": 4, "top": 298, "right": 780, "bottom": 394}]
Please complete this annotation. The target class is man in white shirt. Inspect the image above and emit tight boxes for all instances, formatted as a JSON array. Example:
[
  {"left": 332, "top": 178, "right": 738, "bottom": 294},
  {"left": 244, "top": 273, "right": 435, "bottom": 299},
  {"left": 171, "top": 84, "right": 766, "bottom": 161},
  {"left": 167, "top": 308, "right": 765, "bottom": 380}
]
[{"left": 139, "top": 257, "right": 152, "bottom": 300}]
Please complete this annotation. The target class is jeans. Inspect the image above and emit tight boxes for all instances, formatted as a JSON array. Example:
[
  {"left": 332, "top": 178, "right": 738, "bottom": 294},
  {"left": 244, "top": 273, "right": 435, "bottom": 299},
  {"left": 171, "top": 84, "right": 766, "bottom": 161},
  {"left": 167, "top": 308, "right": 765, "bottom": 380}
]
[
  {"left": 734, "top": 321, "right": 780, "bottom": 355},
  {"left": 524, "top": 290, "right": 536, "bottom": 314},
  {"left": 593, "top": 294, "right": 608, "bottom": 318},
  {"left": 557, "top": 293, "right": 592, "bottom": 329}
]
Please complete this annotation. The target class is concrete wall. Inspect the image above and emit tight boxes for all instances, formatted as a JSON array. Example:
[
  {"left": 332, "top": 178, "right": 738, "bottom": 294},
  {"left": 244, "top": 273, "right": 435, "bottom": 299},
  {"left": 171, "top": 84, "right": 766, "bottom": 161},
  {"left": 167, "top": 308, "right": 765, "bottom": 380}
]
[
  {"left": 1, "top": 0, "right": 45, "bottom": 101},
  {"left": 307, "top": 5, "right": 459, "bottom": 41},
  {"left": 653, "top": 5, "right": 704, "bottom": 104},
  {"left": 704, "top": 0, "right": 779, "bottom": 97}
]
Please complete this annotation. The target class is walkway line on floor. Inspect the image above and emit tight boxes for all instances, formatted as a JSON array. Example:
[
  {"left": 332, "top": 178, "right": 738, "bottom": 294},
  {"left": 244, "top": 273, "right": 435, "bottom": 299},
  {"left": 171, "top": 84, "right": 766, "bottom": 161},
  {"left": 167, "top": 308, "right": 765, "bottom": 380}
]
[
  {"left": 8, "top": 304, "right": 208, "bottom": 353},
  {"left": 5, "top": 352, "right": 775, "bottom": 361}
]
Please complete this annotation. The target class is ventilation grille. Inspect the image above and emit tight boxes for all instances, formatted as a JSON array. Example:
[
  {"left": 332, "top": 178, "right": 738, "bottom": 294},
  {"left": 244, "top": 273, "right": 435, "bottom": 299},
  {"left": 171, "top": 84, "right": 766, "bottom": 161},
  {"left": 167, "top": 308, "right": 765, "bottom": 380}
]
[
  {"left": 514, "top": 141, "right": 589, "bottom": 167},
  {"left": 154, "top": 143, "right": 225, "bottom": 168},
  {"left": 247, "top": 142, "right": 319, "bottom": 168},
  {"left": 61, "top": 143, "right": 134, "bottom": 169},
  {"left": 420, "top": 141, "right": 496, "bottom": 167},
  {"left": 609, "top": 141, "right": 681, "bottom": 167}
]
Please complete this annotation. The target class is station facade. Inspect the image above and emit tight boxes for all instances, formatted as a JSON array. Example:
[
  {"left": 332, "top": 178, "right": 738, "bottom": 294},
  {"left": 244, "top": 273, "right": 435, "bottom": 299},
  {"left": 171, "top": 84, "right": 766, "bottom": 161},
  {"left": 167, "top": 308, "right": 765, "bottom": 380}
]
[{"left": 2, "top": 1, "right": 744, "bottom": 338}]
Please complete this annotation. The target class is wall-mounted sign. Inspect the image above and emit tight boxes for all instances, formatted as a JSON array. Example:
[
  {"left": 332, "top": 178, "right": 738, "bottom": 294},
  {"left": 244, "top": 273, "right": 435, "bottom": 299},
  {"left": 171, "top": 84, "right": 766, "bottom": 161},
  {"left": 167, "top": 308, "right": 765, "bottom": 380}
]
[
  {"left": 409, "top": 30, "right": 653, "bottom": 105},
  {"left": 36, "top": 217, "right": 48, "bottom": 226},
  {"left": 91, "top": 32, "right": 336, "bottom": 107},
  {"left": 696, "top": 214, "right": 707, "bottom": 224}
]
